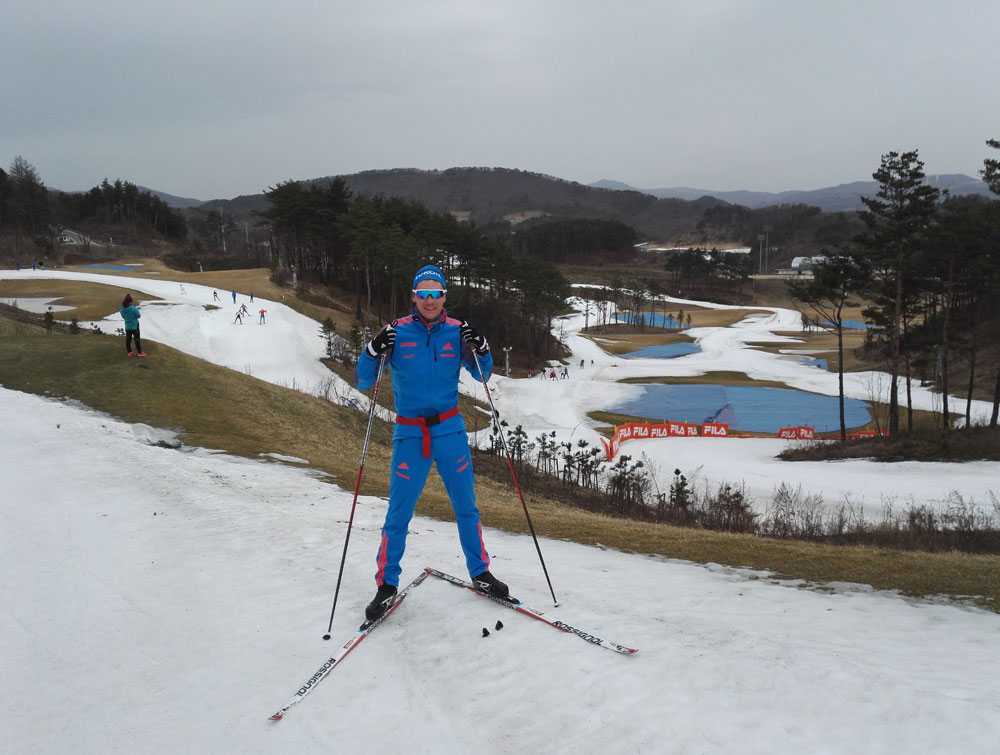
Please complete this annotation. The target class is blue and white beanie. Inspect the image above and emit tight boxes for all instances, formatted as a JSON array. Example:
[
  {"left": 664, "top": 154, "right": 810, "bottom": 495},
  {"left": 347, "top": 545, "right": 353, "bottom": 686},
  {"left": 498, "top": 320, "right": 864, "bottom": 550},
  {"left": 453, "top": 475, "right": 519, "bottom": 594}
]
[{"left": 412, "top": 264, "right": 446, "bottom": 289}]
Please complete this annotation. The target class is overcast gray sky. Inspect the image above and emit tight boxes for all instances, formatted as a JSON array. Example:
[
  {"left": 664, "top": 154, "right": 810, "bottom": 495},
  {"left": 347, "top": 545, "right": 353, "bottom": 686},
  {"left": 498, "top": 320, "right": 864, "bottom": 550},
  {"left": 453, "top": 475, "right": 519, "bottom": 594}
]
[{"left": 3, "top": 1, "right": 999, "bottom": 200}]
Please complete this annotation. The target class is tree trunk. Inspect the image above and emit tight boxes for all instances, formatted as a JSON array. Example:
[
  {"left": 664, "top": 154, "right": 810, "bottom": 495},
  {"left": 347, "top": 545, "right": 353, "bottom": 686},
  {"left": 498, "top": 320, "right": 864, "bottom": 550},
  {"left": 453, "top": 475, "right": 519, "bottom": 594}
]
[
  {"left": 966, "top": 330, "right": 977, "bottom": 427},
  {"left": 905, "top": 345, "right": 914, "bottom": 433},
  {"left": 354, "top": 269, "right": 362, "bottom": 321},
  {"left": 364, "top": 255, "right": 372, "bottom": 311},
  {"left": 940, "top": 257, "right": 952, "bottom": 428},
  {"left": 837, "top": 324, "right": 846, "bottom": 441},
  {"left": 965, "top": 302, "right": 978, "bottom": 427},
  {"left": 991, "top": 367, "right": 1000, "bottom": 427},
  {"left": 889, "top": 259, "right": 903, "bottom": 436}
]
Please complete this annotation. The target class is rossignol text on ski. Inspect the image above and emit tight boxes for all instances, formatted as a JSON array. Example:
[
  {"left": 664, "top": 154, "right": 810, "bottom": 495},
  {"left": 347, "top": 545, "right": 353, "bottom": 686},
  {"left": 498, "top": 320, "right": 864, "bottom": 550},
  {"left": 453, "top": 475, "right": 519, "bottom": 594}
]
[{"left": 268, "top": 569, "right": 429, "bottom": 721}]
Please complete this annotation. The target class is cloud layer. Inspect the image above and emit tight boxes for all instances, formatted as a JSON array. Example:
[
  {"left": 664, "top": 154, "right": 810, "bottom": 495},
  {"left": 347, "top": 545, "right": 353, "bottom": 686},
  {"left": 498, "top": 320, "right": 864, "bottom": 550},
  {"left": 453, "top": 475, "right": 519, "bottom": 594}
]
[{"left": 3, "top": 1, "right": 999, "bottom": 199}]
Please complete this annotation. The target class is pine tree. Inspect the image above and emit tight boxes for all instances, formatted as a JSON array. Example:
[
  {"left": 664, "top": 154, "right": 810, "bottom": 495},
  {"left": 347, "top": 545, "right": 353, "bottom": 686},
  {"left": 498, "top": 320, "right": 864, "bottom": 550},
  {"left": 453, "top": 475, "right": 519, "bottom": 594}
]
[
  {"left": 980, "top": 138, "right": 1000, "bottom": 426},
  {"left": 855, "top": 150, "right": 940, "bottom": 435},
  {"left": 668, "top": 469, "right": 691, "bottom": 509}
]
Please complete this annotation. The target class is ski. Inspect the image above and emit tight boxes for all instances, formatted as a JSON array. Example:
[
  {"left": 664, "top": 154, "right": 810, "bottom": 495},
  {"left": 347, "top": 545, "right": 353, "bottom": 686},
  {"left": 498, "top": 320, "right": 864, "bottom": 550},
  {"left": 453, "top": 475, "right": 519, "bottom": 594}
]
[
  {"left": 269, "top": 568, "right": 430, "bottom": 721},
  {"left": 425, "top": 567, "right": 638, "bottom": 655}
]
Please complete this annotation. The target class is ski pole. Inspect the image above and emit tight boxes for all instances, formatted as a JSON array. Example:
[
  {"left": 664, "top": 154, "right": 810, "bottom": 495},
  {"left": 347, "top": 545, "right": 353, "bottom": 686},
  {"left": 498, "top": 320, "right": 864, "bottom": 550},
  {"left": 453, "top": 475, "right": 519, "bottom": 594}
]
[
  {"left": 323, "top": 355, "right": 387, "bottom": 639},
  {"left": 472, "top": 351, "right": 559, "bottom": 607}
]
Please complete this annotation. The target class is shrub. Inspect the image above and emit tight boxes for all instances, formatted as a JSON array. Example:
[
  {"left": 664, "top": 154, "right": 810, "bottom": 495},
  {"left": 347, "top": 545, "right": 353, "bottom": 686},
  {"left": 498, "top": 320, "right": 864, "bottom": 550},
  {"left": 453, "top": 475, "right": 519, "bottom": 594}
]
[
  {"left": 270, "top": 268, "right": 292, "bottom": 287},
  {"left": 701, "top": 483, "right": 757, "bottom": 533}
]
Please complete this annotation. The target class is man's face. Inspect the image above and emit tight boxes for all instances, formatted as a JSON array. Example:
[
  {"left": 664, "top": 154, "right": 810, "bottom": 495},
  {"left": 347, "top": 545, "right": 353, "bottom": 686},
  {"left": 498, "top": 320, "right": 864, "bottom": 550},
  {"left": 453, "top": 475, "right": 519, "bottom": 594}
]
[{"left": 412, "top": 279, "right": 446, "bottom": 321}]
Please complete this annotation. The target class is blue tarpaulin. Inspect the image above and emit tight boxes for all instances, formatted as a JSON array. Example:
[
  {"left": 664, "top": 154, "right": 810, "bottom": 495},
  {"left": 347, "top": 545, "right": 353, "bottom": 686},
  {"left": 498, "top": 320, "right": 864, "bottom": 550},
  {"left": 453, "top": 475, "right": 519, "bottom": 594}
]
[{"left": 612, "top": 383, "right": 872, "bottom": 434}]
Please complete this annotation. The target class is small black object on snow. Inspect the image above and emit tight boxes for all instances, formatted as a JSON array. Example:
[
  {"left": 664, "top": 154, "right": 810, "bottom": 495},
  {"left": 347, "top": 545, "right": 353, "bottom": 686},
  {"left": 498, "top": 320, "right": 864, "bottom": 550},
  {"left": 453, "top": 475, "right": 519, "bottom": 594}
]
[
  {"left": 482, "top": 627, "right": 490, "bottom": 637},
  {"left": 495, "top": 620, "right": 504, "bottom": 630}
]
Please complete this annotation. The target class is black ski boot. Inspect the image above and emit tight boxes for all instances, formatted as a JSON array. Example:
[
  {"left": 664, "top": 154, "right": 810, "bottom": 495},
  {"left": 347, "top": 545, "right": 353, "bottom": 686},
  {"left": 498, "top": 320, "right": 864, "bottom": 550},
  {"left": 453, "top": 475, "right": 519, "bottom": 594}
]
[
  {"left": 365, "top": 583, "right": 398, "bottom": 622},
  {"left": 471, "top": 571, "right": 509, "bottom": 599}
]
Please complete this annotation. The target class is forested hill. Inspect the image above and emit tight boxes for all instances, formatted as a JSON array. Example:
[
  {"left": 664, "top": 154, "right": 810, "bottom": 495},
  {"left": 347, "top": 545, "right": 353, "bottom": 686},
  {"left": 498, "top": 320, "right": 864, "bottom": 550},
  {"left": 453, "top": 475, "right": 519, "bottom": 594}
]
[
  {"left": 202, "top": 168, "right": 729, "bottom": 239},
  {"left": 337, "top": 168, "right": 726, "bottom": 237}
]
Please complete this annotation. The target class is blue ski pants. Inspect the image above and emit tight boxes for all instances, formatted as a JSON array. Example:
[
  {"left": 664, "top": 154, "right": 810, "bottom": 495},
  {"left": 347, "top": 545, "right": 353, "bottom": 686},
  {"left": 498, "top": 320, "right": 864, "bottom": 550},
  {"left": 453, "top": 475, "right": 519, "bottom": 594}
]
[{"left": 376, "top": 431, "right": 489, "bottom": 586}]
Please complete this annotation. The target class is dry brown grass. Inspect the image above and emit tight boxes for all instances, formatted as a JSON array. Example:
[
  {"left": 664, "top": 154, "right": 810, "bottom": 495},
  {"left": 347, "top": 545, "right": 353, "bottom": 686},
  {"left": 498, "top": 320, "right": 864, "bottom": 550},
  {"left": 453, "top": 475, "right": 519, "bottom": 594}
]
[
  {"left": 617, "top": 372, "right": 791, "bottom": 389},
  {"left": 580, "top": 328, "right": 692, "bottom": 355},
  {"left": 0, "top": 279, "right": 160, "bottom": 321},
  {"left": 579, "top": 307, "right": 768, "bottom": 357},
  {"left": 584, "top": 306, "right": 768, "bottom": 332},
  {"left": 2, "top": 262, "right": 366, "bottom": 336},
  {"left": 753, "top": 329, "right": 873, "bottom": 373}
]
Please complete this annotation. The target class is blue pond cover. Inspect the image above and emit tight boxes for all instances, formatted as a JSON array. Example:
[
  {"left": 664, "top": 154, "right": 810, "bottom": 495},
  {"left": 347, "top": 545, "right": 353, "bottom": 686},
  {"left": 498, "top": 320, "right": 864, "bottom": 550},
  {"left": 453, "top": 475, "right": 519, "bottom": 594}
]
[
  {"left": 612, "top": 383, "right": 871, "bottom": 434},
  {"left": 622, "top": 342, "right": 701, "bottom": 359},
  {"left": 822, "top": 319, "right": 871, "bottom": 329},
  {"left": 614, "top": 312, "right": 690, "bottom": 329}
]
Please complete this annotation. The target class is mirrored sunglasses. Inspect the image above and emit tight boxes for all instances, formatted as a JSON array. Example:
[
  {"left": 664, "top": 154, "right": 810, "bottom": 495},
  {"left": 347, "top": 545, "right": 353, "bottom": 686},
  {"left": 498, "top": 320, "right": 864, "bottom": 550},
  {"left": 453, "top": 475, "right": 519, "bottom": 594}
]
[{"left": 412, "top": 289, "right": 446, "bottom": 300}]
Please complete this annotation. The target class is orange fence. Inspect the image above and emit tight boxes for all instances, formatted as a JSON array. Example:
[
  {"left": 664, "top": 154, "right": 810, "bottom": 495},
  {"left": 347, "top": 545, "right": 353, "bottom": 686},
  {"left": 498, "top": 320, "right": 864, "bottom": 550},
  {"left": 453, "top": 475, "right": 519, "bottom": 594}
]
[
  {"left": 601, "top": 421, "right": 725, "bottom": 460},
  {"left": 600, "top": 422, "right": 887, "bottom": 460}
]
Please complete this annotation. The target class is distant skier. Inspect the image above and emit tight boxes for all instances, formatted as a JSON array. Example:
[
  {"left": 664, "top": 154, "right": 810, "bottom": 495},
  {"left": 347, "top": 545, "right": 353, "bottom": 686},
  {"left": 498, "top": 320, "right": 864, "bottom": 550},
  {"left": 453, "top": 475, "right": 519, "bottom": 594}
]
[
  {"left": 234, "top": 310, "right": 244, "bottom": 324},
  {"left": 179, "top": 284, "right": 187, "bottom": 295},
  {"left": 250, "top": 291, "right": 254, "bottom": 302},
  {"left": 258, "top": 308, "right": 266, "bottom": 324},
  {"left": 120, "top": 293, "right": 146, "bottom": 356},
  {"left": 213, "top": 290, "right": 220, "bottom": 301},
  {"left": 232, "top": 290, "right": 237, "bottom": 304}
]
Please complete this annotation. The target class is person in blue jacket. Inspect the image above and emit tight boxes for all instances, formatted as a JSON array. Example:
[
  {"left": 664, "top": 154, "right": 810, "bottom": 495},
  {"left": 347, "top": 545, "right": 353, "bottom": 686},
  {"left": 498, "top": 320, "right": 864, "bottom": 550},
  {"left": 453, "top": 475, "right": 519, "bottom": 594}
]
[
  {"left": 356, "top": 264, "right": 508, "bottom": 621},
  {"left": 119, "top": 293, "right": 145, "bottom": 356}
]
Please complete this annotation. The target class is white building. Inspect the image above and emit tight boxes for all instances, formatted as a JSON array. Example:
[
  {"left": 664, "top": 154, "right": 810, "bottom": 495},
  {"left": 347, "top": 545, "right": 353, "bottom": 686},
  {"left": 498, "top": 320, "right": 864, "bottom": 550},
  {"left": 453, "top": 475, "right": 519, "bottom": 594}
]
[
  {"left": 790, "top": 255, "right": 826, "bottom": 272},
  {"left": 56, "top": 229, "right": 87, "bottom": 245}
]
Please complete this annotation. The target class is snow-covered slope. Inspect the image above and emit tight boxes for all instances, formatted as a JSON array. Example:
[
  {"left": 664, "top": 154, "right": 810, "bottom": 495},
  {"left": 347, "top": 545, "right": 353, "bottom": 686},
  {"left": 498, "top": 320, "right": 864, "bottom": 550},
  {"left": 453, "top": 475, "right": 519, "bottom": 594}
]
[{"left": 2, "top": 268, "right": 999, "bottom": 753}]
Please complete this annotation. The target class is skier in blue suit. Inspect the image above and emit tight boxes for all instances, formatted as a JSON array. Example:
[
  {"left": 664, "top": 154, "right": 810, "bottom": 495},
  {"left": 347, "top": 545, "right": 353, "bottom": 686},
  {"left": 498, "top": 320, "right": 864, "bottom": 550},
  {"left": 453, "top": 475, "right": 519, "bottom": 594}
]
[{"left": 356, "top": 264, "right": 508, "bottom": 621}]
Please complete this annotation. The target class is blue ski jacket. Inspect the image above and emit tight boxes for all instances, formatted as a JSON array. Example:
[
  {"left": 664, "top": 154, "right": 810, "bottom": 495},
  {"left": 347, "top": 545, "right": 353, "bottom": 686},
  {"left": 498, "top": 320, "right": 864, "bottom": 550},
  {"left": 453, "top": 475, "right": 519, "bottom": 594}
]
[
  {"left": 355, "top": 307, "right": 492, "bottom": 442},
  {"left": 120, "top": 304, "right": 141, "bottom": 330}
]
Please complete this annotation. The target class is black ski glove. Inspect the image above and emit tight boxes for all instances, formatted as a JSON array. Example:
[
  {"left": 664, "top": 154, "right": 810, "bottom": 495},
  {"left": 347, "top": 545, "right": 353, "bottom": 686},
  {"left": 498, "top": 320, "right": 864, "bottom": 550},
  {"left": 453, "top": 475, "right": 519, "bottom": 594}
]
[
  {"left": 460, "top": 321, "right": 489, "bottom": 356},
  {"left": 366, "top": 324, "right": 396, "bottom": 358}
]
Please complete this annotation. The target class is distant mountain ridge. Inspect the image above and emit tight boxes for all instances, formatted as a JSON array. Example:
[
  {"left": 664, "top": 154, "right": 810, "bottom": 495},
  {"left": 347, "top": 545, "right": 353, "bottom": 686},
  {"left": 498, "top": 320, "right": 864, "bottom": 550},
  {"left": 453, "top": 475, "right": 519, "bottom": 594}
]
[
  {"left": 158, "top": 167, "right": 992, "bottom": 244},
  {"left": 195, "top": 167, "right": 729, "bottom": 238},
  {"left": 589, "top": 174, "right": 991, "bottom": 212},
  {"left": 137, "top": 186, "right": 206, "bottom": 209},
  {"left": 159, "top": 169, "right": 991, "bottom": 217}
]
